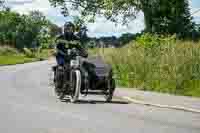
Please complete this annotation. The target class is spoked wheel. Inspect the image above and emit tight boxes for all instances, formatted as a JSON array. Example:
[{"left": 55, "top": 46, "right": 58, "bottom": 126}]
[
  {"left": 105, "top": 78, "right": 116, "bottom": 102},
  {"left": 70, "top": 70, "right": 81, "bottom": 103}
]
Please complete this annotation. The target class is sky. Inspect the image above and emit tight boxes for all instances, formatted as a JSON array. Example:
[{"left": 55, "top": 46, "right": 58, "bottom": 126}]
[{"left": 5, "top": 0, "right": 200, "bottom": 37}]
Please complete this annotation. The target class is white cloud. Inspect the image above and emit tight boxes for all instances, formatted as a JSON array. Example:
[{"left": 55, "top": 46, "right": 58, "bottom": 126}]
[
  {"left": 87, "top": 12, "right": 145, "bottom": 37},
  {"left": 191, "top": 8, "right": 200, "bottom": 17},
  {"left": 6, "top": 0, "right": 69, "bottom": 25},
  {"left": 6, "top": 0, "right": 144, "bottom": 37},
  {"left": 7, "top": 0, "right": 51, "bottom": 14},
  {"left": 6, "top": 0, "right": 200, "bottom": 37},
  {"left": 6, "top": 0, "right": 34, "bottom": 5}
]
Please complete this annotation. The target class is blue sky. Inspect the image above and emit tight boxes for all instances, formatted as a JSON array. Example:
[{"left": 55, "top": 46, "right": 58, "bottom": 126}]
[
  {"left": 191, "top": 0, "right": 200, "bottom": 23},
  {"left": 5, "top": 0, "right": 200, "bottom": 37}
]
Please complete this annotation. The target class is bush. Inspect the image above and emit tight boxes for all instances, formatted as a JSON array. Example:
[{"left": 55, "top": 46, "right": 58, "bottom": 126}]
[
  {"left": 136, "top": 33, "right": 176, "bottom": 48},
  {"left": 100, "top": 34, "right": 200, "bottom": 97},
  {"left": 0, "top": 46, "right": 19, "bottom": 55},
  {"left": 40, "top": 43, "right": 50, "bottom": 49},
  {"left": 23, "top": 47, "right": 38, "bottom": 58}
]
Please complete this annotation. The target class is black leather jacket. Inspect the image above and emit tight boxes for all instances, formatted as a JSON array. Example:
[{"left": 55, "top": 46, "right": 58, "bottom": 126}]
[{"left": 56, "top": 33, "right": 88, "bottom": 58}]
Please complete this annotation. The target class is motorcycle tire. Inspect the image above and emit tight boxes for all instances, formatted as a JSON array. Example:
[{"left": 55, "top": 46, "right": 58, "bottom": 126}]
[
  {"left": 54, "top": 66, "right": 65, "bottom": 99},
  {"left": 105, "top": 78, "right": 116, "bottom": 102},
  {"left": 70, "top": 69, "right": 81, "bottom": 103}
]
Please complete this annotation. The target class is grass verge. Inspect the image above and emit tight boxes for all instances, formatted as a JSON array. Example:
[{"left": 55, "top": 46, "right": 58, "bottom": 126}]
[
  {"left": 89, "top": 34, "right": 200, "bottom": 98},
  {"left": 0, "top": 46, "right": 55, "bottom": 66},
  {"left": 0, "top": 55, "right": 39, "bottom": 65}
]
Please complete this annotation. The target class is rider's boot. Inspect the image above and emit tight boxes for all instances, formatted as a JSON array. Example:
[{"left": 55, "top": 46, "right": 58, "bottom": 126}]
[{"left": 59, "top": 93, "right": 65, "bottom": 100}]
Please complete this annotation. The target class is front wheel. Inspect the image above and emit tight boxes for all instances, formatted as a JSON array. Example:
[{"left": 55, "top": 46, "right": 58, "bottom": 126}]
[
  {"left": 70, "top": 70, "right": 81, "bottom": 103},
  {"left": 53, "top": 66, "right": 64, "bottom": 99},
  {"left": 105, "top": 78, "right": 116, "bottom": 102}
]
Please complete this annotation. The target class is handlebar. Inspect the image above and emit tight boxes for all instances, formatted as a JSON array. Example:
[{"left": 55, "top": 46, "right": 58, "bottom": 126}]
[
  {"left": 66, "top": 47, "right": 88, "bottom": 58},
  {"left": 57, "top": 41, "right": 88, "bottom": 58}
]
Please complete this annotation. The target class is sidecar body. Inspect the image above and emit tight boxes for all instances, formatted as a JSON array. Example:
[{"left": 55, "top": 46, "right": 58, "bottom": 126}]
[{"left": 81, "top": 56, "right": 115, "bottom": 95}]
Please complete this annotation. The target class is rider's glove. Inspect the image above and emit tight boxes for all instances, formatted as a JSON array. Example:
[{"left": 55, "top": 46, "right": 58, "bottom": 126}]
[{"left": 57, "top": 49, "right": 67, "bottom": 56}]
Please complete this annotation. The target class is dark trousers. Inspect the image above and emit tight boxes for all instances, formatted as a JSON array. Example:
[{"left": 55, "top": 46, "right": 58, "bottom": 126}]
[{"left": 56, "top": 55, "right": 65, "bottom": 66}]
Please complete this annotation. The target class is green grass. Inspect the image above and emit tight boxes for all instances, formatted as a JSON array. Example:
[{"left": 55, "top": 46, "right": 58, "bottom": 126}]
[
  {"left": 0, "top": 55, "right": 38, "bottom": 65},
  {"left": 90, "top": 35, "right": 200, "bottom": 98},
  {"left": 0, "top": 46, "right": 55, "bottom": 66}
]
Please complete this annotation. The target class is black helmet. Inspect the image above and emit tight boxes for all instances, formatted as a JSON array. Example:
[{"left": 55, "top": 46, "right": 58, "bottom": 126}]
[{"left": 64, "top": 21, "right": 75, "bottom": 33}]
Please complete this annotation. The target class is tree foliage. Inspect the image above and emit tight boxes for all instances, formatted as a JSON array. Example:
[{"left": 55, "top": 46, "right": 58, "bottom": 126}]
[
  {"left": 0, "top": 10, "right": 60, "bottom": 49},
  {"left": 0, "top": 0, "right": 4, "bottom": 8},
  {"left": 49, "top": 0, "right": 141, "bottom": 24},
  {"left": 0, "top": 0, "right": 9, "bottom": 11},
  {"left": 49, "top": 0, "right": 195, "bottom": 38},
  {"left": 149, "top": 0, "right": 194, "bottom": 38},
  {"left": 73, "top": 16, "right": 85, "bottom": 32},
  {"left": 73, "top": 16, "right": 89, "bottom": 44}
]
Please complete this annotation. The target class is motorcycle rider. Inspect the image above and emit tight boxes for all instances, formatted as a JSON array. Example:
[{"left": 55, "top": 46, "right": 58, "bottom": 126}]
[
  {"left": 54, "top": 21, "right": 89, "bottom": 99},
  {"left": 55, "top": 21, "right": 88, "bottom": 66}
]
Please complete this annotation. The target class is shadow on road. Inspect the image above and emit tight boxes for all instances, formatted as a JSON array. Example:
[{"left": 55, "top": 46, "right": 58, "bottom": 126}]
[{"left": 61, "top": 99, "right": 130, "bottom": 104}]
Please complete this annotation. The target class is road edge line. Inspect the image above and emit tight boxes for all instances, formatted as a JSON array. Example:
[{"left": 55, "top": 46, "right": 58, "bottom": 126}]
[{"left": 122, "top": 96, "right": 200, "bottom": 114}]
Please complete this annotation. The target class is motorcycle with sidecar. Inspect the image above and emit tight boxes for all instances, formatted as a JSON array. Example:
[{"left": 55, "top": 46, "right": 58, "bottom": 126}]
[{"left": 52, "top": 42, "right": 116, "bottom": 103}]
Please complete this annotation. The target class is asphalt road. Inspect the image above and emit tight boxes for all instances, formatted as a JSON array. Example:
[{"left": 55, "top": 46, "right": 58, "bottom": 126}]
[{"left": 0, "top": 61, "right": 200, "bottom": 133}]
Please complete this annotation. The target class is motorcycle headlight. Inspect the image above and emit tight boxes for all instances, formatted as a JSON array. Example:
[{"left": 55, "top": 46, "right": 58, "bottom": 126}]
[{"left": 70, "top": 60, "right": 80, "bottom": 68}]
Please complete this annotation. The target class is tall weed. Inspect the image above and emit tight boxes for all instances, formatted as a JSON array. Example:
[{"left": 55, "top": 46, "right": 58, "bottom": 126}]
[{"left": 100, "top": 34, "right": 200, "bottom": 97}]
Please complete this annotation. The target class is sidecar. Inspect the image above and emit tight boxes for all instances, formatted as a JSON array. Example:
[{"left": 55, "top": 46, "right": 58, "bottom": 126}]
[
  {"left": 81, "top": 56, "right": 116, "bottom": 102},
  {"left": 52, "top": 55, "right": 116, "bottom": 102}
]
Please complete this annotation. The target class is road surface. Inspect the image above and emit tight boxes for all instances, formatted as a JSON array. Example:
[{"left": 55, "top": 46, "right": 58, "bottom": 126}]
[{"left": 0, "top": 61, "right": 200, "bottom": 133}]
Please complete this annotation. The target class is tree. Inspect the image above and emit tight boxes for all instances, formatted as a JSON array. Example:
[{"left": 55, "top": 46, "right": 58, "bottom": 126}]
[
  {"left": 0, "top": 10, "right": 22, "bottom": 46},
  {"left": 15, "top": 11, "right": 48, "bottom": 49},
  {"left": 29, "top": 11, "right": 47, "bottom": 25},
  {"left": 0, "top": 10, "right": 52, "bottom": 49},
  {"left": 119, "top": 33, "right": 135, "bottom": 45},
  {"left": 49, "top": 0, "right": 194, "bottom": 38},
  {"left": 49, "top": 0, "right": 141, "bottom": 24},
  {"left": 0, "top": 0, "right": 10, "bottom": 11},
  {"left": 47, "top": 22, "right": 62, "bottom": 37},
  {"left": 0, "top": 0, "right": 4, "bottom": 9},
  {"left": 73, "top": 16, "right": 85, "bottom": 32},
  {"left": 73, "top": 16, "right": 89, "bottom": 44},
  {"left": 171, "top": 0, "right": 194, "bottom": 38},
  {"left": 48, "top": 0, "right": 163, "bottom": 29},
  {"left": 151, "top": 0, "right": 194, "bottom": 38}
]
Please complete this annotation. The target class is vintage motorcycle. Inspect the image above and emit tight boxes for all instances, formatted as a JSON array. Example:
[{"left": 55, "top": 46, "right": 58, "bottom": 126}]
[{"left": 52, "top": 42, "right": 116, "bottom": 103}]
